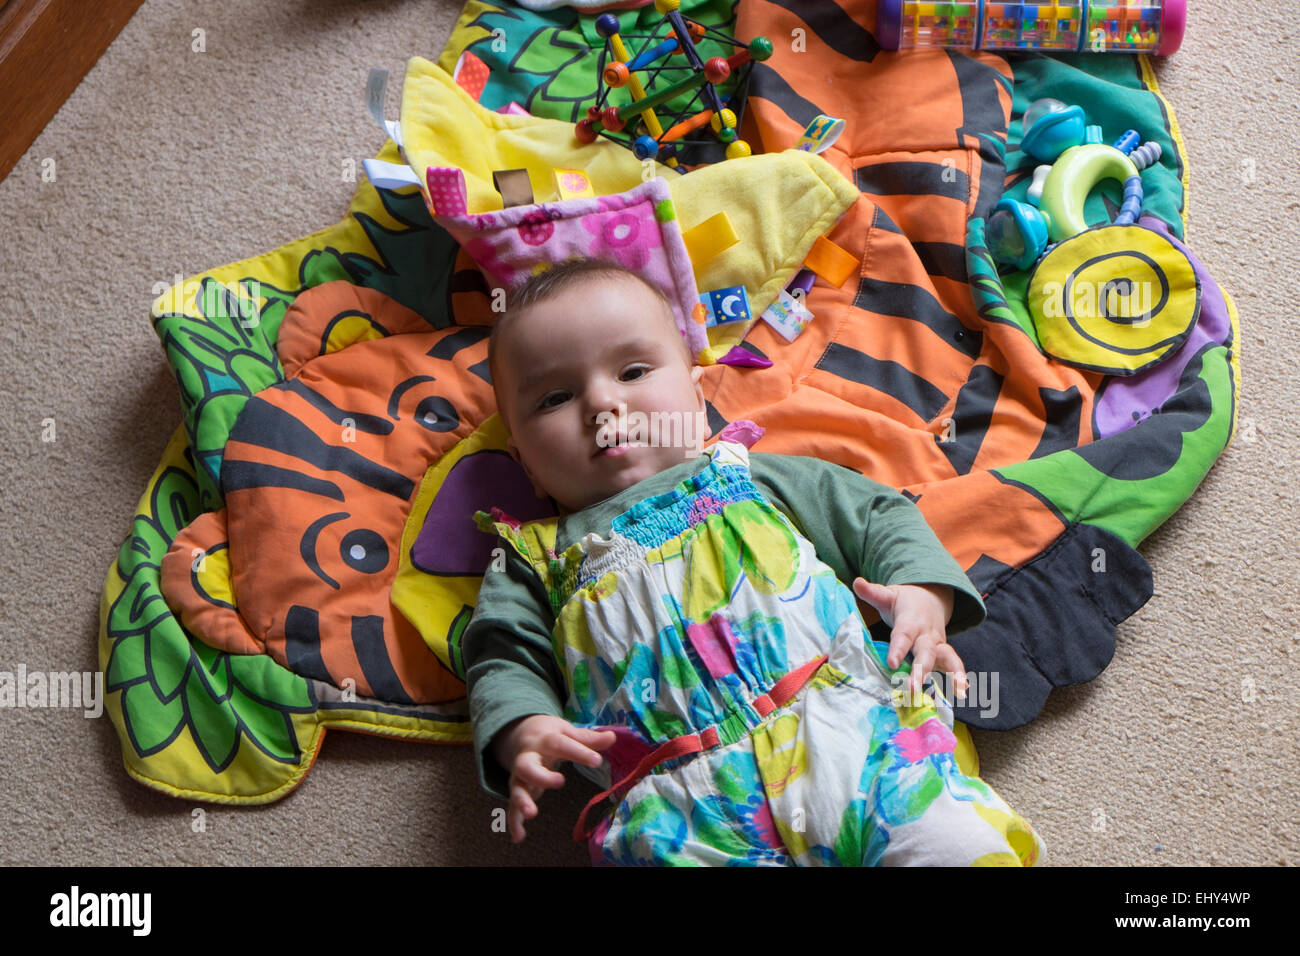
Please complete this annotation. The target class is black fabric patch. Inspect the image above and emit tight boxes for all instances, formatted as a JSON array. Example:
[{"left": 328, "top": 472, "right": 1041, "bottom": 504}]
[
  {"left": 227, "top": 398, "right": 414, "bottom": 501},
  {"left": 221, "top": 459, "right": 343, "bottom": 502},
  {"left": 1031, "top": 386, "right": 1083, "bottom": 460},
  {"left": 284, "top": 606, "right": 334, "bottom": 685},
  {"left": 912, "top": 241, "right": 970, "bottom": 283},
  {"left": 1078, "top": 345, "right": 1216, "bottom": 480},
  {"left": 816, "top": 342, "right": 949, "bottom": 422},
  {"left": 413, "top": 395, "right": 460, "bottom": 433},
  {"left": 449, "top": 267, "right": 490, "bottom": 296},
  {"left": 964, "top": 552, "right": 1014, "bottom": 594},
  {"left": 705, "top": 401, "right": 729, "bottom": 437},
  {"left": 853, "top": 276, "right": 983, "bottom": 359},
  {"left": 856, "top": 161, "right": 968, "bottom": 203},
  {"left": 300, "top": 512, "right": 348, "bottom": 589},
  {"left": 351, "top": 615, "right": 414, "bottom": 705},
  {"left": 946, "top": 50, "right": 1011, "bottom": 221},
  {"left": 280, "top": 380, "right": 393, "bottom": 435},
  {"left": 936, "top": 363, "right": 1003, "bottom": 475},
  {"left": 746, "top": 62, "right": 824, "bottom": 132},
  {"left": 428, "top": 325, "right": 490, "bottom": 361},
  {"left": 769, "top": 0, "right": 883, "bottom": 62},
  {"left": 340, "top": 529, "right": 389, "bottom": 574},
  {"left": 386, "top": 375, "right": 437, "bottom": 419},
  {"left": 949, "top": 523, "right": 1153, "bottom": 730},
  {"left": 872, "top": 205, "right": 903, "bottom": 235}
]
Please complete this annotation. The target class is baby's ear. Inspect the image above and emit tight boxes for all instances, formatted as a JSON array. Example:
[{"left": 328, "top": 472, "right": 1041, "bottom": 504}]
[
  {"left": 690, "top": 364, "right": 707, "bottom": 410},
  {"left": 506, "top": 437, "right": 549, "bottom": 501},
  {"left": 688, "top": 364, "right": 711, "bottom": 455},
  {"left": 505, "top": 435, "right": 527, "bottom": 471}
]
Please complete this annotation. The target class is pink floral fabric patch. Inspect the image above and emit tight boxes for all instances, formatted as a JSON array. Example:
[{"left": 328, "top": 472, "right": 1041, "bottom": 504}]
[
  {"left": 424, "top": 169, "right": 708, "bottom": 360},
  {"left": 893, "top": 718, "right": 958, "bottom": 764}
]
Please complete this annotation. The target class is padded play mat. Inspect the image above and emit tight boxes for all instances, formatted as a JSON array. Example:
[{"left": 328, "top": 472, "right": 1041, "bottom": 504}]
[{"left": 100, "top": 0, "right": 1238, "bottom": 804}]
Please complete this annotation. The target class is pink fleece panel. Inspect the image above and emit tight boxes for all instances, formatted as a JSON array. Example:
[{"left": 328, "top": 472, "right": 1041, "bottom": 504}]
[
  {"left": 425, "top": 169, "right": 708, "bottom": 360},
  {"left": 426, "top": 166, "right": 468, "bottom": 217},
  {"left": 716, "top": 419, "right": 765, "bottom": 448}
]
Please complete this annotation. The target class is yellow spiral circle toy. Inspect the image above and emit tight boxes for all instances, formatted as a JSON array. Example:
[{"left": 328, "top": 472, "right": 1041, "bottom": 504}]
[{"left": 1027, "top": 224, "right": 1201, "bottom": 375}]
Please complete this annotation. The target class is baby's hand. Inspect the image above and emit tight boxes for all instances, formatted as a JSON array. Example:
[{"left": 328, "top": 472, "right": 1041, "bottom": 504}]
[
  {"left": 491, "top": 714, "right": 616, "bottom": 844},
  {"left": 852, "top": 578, "right": 968, "bottom": 702}
]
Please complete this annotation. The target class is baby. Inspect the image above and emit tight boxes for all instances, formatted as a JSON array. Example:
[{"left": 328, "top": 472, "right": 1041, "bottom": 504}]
[{"left": 460, "top": 258, "right": 1045, "bottom": 866}]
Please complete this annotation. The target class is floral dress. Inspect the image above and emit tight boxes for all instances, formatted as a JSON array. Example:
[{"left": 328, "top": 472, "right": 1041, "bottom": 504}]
[{"left": 474, "top": 434, "right": 1045, "bottom": 867}]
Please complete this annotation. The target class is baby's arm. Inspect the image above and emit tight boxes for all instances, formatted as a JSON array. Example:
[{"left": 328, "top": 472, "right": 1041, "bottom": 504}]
[
  {"left": 749, "top": 453, "right": 987, "bottom": 698},
  {"left": 461, "top": 540, "right": 617, "bottom": 843},
  {"left": 491, "top": 715, "right": 615, "bottom": 843},
  {"left": 846, "top": 491, "right": 977, "bottom": 697}
]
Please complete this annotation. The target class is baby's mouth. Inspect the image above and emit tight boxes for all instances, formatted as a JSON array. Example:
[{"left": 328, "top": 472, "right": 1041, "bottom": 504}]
[{"left": 595, "top": 434, "right": 641, "bottom": 458}]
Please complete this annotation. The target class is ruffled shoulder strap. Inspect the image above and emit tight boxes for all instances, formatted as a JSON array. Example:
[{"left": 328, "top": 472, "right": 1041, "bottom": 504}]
[
  {"left": 708, "top": 419, "right": 765, "bottom": 469},
  {"left": 473, "top": 507, "right": 562, "bottom": 589}
]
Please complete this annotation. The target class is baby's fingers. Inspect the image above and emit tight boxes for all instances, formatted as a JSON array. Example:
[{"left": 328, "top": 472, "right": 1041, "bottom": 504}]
[
  {"left": 905, "top": 640, "right": 968, "bottom": 701},
  {"left": 853, "top": 578, "right": 897, "bottom": 626},
  {"left": 886, "top": 626, "right": 918, "bottom": 671},
  {"left": 907, "top": 640, "right": 935, "bottom": 698},
  {"left": 934, "top": 643, "right": 969, "bottom": 698},
  {"left": 542, "top": 727, "right": 615, "bottom": 770},
  {"left": 507, "top": 783, "right": 539, "bottom": 844},
  {"left": 567, "top": 725, "right": 618, "bottom": 754},
  {"left": 515, "top": 751, "right": 567, "bottom": 791}
]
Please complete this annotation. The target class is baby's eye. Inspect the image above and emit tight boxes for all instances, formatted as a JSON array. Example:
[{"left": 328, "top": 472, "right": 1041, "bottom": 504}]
[
  {"left": 537, "top": 391, "right": 570, "bottom": 410},
  {"left": 621, "top": 365, "right": 651, "bottom": 382}
]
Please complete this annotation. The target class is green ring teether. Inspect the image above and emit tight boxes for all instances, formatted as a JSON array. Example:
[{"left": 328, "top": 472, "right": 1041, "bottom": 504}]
[{"left": 1039, "top": 145, "right": 1140, "bottom": 242}]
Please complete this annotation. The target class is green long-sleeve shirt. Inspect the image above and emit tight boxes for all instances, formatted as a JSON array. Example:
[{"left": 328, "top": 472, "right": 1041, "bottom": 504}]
[{"left": 460, "top": 451, "right": 986, "bottom": 801}]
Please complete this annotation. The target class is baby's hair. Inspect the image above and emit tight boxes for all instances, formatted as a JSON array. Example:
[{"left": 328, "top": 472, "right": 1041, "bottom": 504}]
[{"left": 487, "top": 258, "right": 686, "bottom": 389}]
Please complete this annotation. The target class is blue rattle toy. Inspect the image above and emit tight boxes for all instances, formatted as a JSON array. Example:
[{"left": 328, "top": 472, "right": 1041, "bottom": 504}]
[{"left": 985, "top": 98, "right": 1164, "bottom": 270}]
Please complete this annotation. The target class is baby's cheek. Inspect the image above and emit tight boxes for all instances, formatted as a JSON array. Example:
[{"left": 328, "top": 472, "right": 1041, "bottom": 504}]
[{"left": 646, "top": 386, "right": 705, "bottom": 423}]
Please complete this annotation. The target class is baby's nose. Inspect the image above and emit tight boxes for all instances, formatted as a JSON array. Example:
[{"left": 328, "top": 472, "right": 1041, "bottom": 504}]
[{"left": 584, "top": 383, "right": 623, "bottom": 425}]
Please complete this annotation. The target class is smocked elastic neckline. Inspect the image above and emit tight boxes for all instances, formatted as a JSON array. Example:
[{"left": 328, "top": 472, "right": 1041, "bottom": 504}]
[{"left": 618, "top": 445, "right": 733, "bottom": 527}]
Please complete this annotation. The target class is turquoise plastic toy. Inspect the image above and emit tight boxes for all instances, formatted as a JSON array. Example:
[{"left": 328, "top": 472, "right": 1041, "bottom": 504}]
[
  {"left": 1020, "top": 99, "right": 1087, "bottom": 163},
  {"left": 987, "top": 198, "right": 1051, "bottom": 272}
]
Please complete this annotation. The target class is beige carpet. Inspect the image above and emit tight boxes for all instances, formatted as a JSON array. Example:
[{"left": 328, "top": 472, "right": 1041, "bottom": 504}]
[{"left": 1, "top": 0, "right": 1295, "bottom": 866}]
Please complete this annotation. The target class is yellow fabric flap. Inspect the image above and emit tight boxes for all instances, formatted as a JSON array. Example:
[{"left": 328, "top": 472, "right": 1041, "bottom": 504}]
[{"left": 397, "top": 57, "right": 858, "bottom": 360}]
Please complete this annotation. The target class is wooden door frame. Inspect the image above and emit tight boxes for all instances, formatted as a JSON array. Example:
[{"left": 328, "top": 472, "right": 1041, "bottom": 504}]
[{"left": 0, "top": 0, "right": 146, "bottom": 183}]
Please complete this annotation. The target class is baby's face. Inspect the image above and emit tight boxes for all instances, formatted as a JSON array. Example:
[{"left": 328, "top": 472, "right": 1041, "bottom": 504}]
[{"left": 496, "top": 274, "right": 707, "bottom": 513}]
